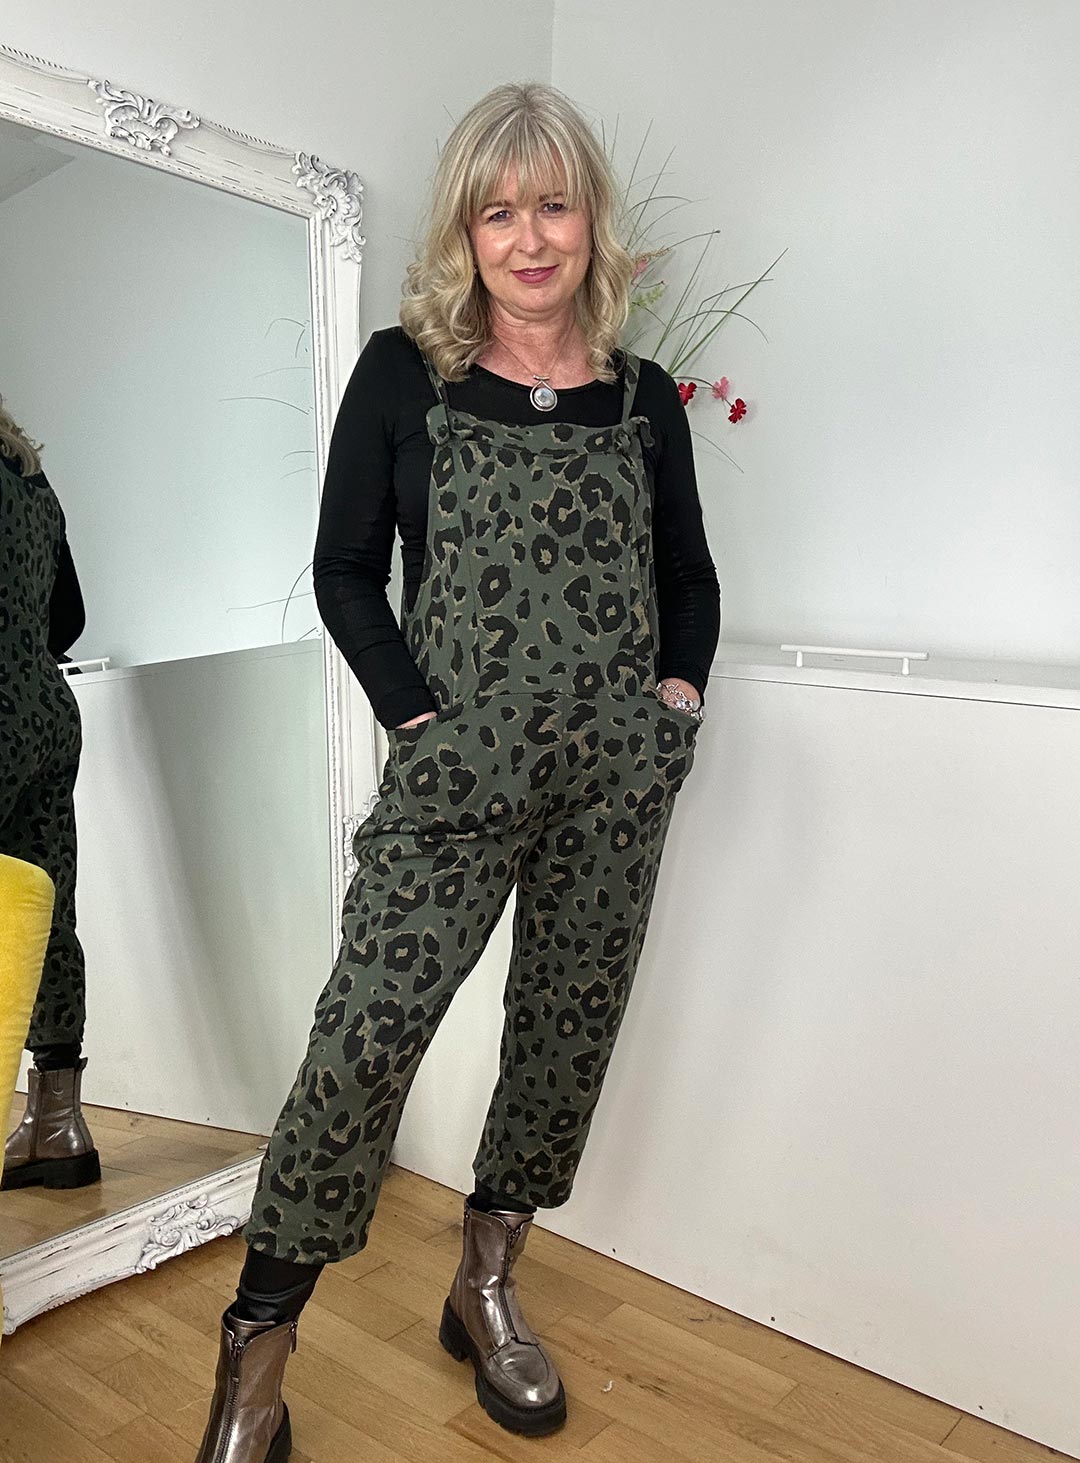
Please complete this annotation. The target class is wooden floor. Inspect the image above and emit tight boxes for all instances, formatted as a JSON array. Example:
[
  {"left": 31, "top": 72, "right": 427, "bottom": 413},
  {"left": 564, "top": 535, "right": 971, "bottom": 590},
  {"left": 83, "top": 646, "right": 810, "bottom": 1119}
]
[
  {"left": 0, "top": 1091, "right": 266, "bottom": 1258},
  {"left": 0, "top": 1165, "right": 1070, "bottom": 1463}
]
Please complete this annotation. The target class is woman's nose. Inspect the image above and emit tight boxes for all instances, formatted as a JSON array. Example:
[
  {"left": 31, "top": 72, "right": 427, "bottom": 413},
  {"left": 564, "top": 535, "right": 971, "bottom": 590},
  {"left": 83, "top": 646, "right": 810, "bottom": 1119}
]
[{"left": 515, "top": 218, "right": 544, "bottom": 251}]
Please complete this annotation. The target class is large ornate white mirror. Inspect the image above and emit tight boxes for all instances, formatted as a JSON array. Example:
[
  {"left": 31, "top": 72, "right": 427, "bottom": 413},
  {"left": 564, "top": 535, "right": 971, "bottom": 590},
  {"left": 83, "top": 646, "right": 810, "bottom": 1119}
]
[{"left": 0, "top": 43, "right": 377, "bottom": 1332}]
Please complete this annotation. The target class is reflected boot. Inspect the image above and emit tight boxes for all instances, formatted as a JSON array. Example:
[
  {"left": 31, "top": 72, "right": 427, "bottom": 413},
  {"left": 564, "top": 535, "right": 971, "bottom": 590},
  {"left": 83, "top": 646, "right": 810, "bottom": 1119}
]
[
  {"left": 2, "top": 1057, "right": 101, "bottom": 1190},
  {"left": 194, "top": 1307, "right": 296, "bottom": 1463},
  {"left": 439, "top": 1195, "right": 567, "bottom": 1435}
]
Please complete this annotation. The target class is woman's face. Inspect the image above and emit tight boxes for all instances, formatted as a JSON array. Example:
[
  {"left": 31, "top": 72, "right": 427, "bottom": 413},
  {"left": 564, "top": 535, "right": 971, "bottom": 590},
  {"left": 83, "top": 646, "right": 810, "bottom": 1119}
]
[{"left": 468, "top": 166, "right": 591, "bottom": 325}]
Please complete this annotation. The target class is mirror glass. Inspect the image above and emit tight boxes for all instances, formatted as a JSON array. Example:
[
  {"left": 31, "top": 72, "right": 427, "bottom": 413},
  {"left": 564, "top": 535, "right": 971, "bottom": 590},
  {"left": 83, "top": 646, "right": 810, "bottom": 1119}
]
[{"left": 0, "top": 116, "right": 333, "bottom": 1261}]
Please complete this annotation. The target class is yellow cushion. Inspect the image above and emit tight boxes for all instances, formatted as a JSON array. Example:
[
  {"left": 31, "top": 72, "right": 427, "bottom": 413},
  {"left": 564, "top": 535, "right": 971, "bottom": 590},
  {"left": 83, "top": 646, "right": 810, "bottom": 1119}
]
[{"left": 0, "top": 853, "right": 56, "bottom": 1346}]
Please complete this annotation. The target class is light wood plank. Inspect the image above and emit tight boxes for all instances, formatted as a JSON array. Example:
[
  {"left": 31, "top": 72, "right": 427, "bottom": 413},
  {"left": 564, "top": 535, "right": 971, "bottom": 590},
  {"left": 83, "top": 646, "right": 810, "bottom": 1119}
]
[
  {"left": 0, "top": 1375, "right": 113, "bottom": 1462},
  {"left": 10, "top": 1297, "right": 141, "bottom": 1376},
  {"left": 96, "top": 1412, "right": 198, "bottom": 1462},
  {"left": 0, "top": 1327, "right": 142, "bottom": 1440},
  {"left": 942, "top": 1413, "right": 1072, "bottom": 1462},
  {"left": 95, "top": 1347, "right": 207, "bottom": 1426}
]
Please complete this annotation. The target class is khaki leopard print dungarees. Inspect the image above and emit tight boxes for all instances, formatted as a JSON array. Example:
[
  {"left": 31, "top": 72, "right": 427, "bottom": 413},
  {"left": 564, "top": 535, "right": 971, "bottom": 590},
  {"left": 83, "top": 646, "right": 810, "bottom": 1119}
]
[
  {"left": 0, "top": 454, "right": 86, "bottom": 1048},
  {"left": 244, "top": 346, "right": 703, "bottom": 1264}
]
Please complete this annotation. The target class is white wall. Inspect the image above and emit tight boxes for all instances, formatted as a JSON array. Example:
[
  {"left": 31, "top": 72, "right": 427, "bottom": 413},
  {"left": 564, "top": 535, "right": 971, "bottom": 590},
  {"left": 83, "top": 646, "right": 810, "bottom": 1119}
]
[
  {"left": 0, "top": 130, "right": 317, "bottom": 664},
  {"left": 554, "top": 0, "right": 1080, "bottom": 669}
]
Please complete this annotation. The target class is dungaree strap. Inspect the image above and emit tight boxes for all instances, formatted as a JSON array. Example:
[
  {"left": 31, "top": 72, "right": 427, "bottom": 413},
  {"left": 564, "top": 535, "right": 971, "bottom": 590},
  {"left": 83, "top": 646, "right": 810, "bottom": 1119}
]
[
  {"left": 419, "top": 347, "right": 447, "bottom": 405},
  {"left": 619, "top": 347, "right": 640, "bottom": 425}
]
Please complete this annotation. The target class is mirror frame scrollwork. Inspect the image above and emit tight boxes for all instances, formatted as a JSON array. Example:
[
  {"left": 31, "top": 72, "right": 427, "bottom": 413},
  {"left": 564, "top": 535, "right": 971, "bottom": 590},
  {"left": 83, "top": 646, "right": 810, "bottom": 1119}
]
[{"left": 0, "top": 43, "right": 379, "bottom": 1333}]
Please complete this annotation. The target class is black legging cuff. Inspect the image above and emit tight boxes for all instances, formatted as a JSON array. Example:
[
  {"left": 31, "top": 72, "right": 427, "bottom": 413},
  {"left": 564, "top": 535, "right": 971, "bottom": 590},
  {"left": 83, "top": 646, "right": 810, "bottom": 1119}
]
[
  {"left": 470, "top": 1182, "right": 536, "bottom": 1215},
  {"left": 32, "top": 1040, "right": 83, "bottom": 1070},
  {"left": 230, "top": 1244, "right": 325, "bottom": 1325}
]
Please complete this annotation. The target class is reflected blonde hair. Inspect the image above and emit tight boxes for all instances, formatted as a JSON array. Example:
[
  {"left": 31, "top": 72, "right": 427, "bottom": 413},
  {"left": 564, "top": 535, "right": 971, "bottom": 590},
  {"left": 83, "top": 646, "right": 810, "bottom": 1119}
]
[
  {"left": 400, "top": 82, "right": 635, "bottom": 384},
  {"left": 0, "top": 395, "right": 42, "bottom": 477}
]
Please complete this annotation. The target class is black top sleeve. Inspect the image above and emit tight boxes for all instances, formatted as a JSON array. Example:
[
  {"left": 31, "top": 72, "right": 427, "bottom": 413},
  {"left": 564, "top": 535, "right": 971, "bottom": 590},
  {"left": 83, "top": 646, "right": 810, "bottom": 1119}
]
[
  {"left": 313, "top": 331, "right": 440, "bottom": 731},
  {"left": 313, "top": 326, "right": 720, "bottom": 729},
  {"left": 648, "top": 367, "right": 722, "bottom": 697},
  {"left": 28, "top": 478, "right": 87, "bottom": 659},
  {"left": 47, "top": 528, "right": 86, "bottom": 659},
  {"left": 0, "top": 454, "right": 86, "bottom": 660}
]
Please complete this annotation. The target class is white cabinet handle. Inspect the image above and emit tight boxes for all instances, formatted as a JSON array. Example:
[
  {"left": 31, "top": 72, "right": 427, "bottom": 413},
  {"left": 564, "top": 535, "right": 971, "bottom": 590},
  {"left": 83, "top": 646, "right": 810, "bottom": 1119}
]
[{"left": 779, "top": 644, "right": 929, "bottom": 677}]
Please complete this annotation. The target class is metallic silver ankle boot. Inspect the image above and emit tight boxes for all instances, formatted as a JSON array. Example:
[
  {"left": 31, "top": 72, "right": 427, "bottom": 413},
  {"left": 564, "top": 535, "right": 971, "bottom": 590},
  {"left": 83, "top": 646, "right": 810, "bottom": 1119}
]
[
  {"left": 194, "top": 1307, "right": 296, "bottom": 1463},
  {"left": 2, "top": 1057, "right": 101, "bottom": 1190},
  {"left": 439, "top": 1196, "right": 566, "bottom": 1435}
]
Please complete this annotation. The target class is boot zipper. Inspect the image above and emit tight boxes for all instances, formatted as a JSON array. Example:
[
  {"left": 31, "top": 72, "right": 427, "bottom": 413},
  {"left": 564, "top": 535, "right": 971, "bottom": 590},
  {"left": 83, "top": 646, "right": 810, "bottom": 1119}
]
[
  {"left": 29, "top": 1070, "right": 42, "bottom": 1154},
  {"left": 498, "top": 1223, "right": 526, "bottom": 1339},
  {"left": 212, "top": 1330, "right": 242, "bottom": 1463},
  {"left": 467, "top": 1207, "right": 522, "bottom": 1343},
  {"left": 213, "top": 1321, "right": 297, "bottom": 1463}
]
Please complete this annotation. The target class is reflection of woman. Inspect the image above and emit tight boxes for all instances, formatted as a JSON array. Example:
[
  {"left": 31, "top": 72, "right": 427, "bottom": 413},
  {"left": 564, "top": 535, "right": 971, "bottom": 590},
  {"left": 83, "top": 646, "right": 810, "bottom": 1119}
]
[
  {"left": 0, "top": 396, "right": 98, "bottom": 1191},
  {"left": 195, "top": 82, "right": 720, "bottom": 1461}
]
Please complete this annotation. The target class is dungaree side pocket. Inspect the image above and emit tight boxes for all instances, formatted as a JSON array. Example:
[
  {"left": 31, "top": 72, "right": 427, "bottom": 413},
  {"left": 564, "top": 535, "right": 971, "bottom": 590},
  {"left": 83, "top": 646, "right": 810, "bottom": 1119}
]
[
  {"left": 664, "top": 702, "right": 703, "bottom": 729},
  {"left": 643, "top": 686, "right": 704, "bottom": 732},
  {"left": 386, "top": 713, "right": 441, "bottom": 742},
  {"left": 636, "top": 691, "right": 702, "bottom": 791}
]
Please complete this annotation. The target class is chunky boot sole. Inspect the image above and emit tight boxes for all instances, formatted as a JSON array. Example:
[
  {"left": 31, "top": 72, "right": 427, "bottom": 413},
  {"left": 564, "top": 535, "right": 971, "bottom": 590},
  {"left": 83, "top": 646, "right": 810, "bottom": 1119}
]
[
  {"left": 439, "top": 1297, "right": 567, "bottom": 1436},
  {"left": 267, "top": 1401, "right": 292, "bottom": 1462},
  {"left": 1, "top": 1147, "right": 101, "bottom": 1190}
]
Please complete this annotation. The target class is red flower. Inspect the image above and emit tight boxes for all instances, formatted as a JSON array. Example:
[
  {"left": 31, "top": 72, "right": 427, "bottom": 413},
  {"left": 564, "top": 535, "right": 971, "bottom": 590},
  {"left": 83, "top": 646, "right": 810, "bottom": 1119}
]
[
  {"left": 728, "top": 397, "right": 747, "bottom": 423},
  {"left": 677, "top": 381, "right": 697, "bottom": 406}
]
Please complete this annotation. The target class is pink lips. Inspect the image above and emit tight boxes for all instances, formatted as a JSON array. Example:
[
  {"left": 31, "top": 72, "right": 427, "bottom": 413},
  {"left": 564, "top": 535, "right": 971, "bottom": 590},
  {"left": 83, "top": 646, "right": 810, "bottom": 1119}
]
[{"left": 512, "top": 265, "right": 558, "bottom": 284}]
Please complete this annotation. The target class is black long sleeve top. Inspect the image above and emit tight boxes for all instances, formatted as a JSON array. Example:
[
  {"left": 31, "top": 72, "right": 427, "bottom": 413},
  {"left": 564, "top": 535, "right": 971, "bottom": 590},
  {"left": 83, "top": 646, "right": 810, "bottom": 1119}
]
[
  {"left": 313, "top": 325, "right": 721, "bottom": 729},
  {"left": 0, "top": 447, "right": 85, "bottom": 659}
]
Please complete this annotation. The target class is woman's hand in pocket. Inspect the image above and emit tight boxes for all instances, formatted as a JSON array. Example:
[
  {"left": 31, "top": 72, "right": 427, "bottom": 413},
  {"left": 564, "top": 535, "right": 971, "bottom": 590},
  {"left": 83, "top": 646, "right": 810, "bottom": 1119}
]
[
  {"left": 394, "top": 712, "right": 438, "bottom": 731},
  {"left": 657, "top": 678, "right": 701, "bottom": 713}
]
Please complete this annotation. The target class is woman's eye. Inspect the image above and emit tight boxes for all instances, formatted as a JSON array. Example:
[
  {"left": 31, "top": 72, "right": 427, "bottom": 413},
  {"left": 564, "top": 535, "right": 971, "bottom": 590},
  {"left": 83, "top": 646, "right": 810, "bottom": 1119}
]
[{"left": 486, "top": 202, "right": 566, "bottom": 224}]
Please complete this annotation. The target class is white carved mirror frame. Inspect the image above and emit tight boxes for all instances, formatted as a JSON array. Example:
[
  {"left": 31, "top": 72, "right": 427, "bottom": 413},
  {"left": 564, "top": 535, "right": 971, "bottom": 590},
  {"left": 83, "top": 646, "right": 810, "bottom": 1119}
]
[{"left": 0, "top": 43, "right": 380, "bottom": 1332}]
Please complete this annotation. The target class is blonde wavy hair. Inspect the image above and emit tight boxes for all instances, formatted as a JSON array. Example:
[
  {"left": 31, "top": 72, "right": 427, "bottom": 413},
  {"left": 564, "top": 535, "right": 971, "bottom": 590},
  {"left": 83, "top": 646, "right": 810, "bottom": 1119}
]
[
  {"left": 400, "top": 82, "right": 635, "bottom": 384},
  {"left": 0, "top": 395, "right": 43, "bottom": 477}
]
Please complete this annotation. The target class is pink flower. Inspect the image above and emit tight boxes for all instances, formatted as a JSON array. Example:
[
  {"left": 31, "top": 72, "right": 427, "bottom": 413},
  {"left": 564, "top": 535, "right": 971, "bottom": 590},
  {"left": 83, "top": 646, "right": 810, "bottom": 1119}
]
[
  {"left": 632, "top": 255, "right": 650, "bottom": 282},
  {"left": 712, "top": 377, "right": 730, "bottom": 400}
]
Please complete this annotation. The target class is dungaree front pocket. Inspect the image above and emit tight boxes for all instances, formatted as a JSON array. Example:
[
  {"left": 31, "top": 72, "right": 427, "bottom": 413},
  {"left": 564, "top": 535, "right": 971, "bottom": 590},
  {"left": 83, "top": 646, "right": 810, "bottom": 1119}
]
[{"left": 387, "top": 696, "right": 561, "bottom": 837}]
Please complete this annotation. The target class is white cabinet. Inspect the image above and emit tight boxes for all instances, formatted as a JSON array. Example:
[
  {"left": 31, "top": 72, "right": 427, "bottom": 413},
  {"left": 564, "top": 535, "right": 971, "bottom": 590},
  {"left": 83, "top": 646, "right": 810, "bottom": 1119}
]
[
  {"left": 17, "top": 640, "right": 333, "bottom": 1135},
  {"left": 393, "top": 642, "right": 1080, "bottom": 1456}
]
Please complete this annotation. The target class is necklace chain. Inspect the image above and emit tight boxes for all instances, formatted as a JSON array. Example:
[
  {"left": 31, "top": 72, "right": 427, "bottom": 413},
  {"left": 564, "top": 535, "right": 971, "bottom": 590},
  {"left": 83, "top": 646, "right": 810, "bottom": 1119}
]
[{"left": 490, "top": 318, "right": 577, "bottom": 412}]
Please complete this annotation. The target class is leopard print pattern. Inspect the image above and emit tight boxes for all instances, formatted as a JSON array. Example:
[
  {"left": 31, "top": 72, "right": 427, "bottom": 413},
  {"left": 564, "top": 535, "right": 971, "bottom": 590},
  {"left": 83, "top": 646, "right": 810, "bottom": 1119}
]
[
  {"left": 243, "top": 346, "right": 702, "bottom": 1263},
  {"left": 0, "top": 453, "right": 86, "bottom": 1047}
]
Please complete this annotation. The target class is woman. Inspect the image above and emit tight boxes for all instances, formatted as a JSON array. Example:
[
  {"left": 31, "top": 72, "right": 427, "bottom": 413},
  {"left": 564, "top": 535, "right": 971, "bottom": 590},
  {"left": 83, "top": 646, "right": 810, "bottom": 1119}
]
[
  {"left": 0, "top": 397, "right": 97, "bottom": 1190},
  {"left": 195, "top": 80, "right": 720, "bottom": 1462}
]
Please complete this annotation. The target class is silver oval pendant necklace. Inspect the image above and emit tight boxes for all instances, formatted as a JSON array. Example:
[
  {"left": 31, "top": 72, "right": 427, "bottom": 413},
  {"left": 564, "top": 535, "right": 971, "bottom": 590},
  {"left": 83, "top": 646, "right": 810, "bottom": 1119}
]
[
  {"left": 491, "top": 319, "right": 576, "bottom": 412},
  {"left": 530, "top": 379, "right": 558, "bottom": 412}
]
